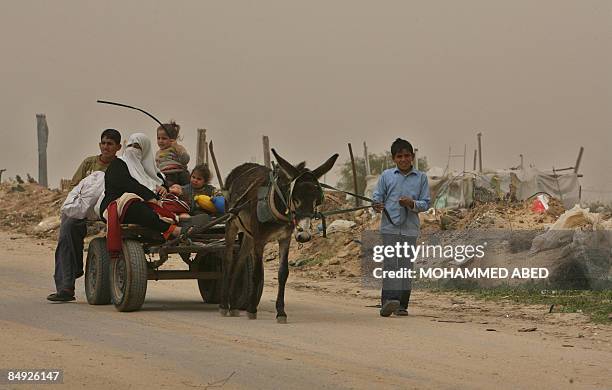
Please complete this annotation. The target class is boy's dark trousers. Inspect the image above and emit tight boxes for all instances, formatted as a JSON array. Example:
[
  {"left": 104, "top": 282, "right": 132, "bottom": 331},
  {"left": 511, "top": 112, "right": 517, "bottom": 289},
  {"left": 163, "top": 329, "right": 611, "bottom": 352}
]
[
  {"left": 381, "top": 234, "right": 417, "bottom": 310},
  {"left": 53, "top": 216, "right": 87, "bottom": 293}
]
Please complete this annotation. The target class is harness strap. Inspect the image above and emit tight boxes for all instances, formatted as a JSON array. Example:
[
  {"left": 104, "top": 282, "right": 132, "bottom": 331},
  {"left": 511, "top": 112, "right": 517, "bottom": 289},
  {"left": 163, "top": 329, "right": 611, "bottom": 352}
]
[
  {"left": 268, "top": 182, "right": 291, "bottom": 223},
  {"left": 319, "top": 182, "right": 409, "bottom": 226},
  {"left": 320, "top": 182, "right": 375, "bottom": 203}
]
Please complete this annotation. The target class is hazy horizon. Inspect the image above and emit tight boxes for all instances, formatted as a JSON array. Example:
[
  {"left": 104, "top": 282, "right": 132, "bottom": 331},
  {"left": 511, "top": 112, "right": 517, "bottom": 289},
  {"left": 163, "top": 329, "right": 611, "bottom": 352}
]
[{"left": 1, "top": 1, "right": 610, "bottom": 201}]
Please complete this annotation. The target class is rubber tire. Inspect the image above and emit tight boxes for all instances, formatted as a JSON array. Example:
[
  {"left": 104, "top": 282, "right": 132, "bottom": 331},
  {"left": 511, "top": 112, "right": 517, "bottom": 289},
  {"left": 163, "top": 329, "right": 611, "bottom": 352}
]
[
  {"left": 110, "top": 240, "right": 148, "bottom": 312},
  {"left": 196, "top": 253, "right": 222, "bottom": 304},
  {"left": 85, "top": 237, "right": 112, "bottom": 305}
]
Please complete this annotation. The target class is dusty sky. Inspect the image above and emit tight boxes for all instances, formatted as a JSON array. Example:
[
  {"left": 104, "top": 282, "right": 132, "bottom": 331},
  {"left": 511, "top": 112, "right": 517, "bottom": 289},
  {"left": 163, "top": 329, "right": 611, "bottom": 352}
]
[{"left": 1, "top": 1, "right": 611, "bottom": 200}]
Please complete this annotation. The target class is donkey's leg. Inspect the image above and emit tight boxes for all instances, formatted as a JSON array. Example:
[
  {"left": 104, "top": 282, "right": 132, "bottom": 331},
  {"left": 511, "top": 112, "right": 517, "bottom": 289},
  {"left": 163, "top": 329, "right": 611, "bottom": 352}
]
[
  {"left": 228, "top": 232, "right": 251, "bottom": 316},
  {"left": 220, "top": 221, "right": 239, "bottom": 316},
  {"left": 246, "top": 242, "right": 265, "bottom": 319},
  {"left": 275, "top": 236, "right": 291, "bottom": 323}
]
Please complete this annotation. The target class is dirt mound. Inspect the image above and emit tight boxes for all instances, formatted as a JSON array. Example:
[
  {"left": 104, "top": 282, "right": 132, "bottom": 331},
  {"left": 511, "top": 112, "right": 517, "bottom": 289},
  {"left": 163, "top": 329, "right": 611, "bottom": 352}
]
[{"left": 0, "top": 183, "right": 67, "bottom": 238}]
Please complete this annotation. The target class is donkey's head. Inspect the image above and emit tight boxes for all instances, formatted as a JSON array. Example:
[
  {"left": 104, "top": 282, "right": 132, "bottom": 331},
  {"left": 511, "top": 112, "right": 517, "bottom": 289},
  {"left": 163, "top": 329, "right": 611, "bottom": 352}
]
[{"left": 272, "top": 149, "right": 339, "bottom": 243}]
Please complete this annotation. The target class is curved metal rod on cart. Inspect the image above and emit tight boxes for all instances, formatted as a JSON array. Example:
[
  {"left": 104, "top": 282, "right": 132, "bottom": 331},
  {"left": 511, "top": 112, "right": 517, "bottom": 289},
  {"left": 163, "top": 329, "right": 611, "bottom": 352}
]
[{"left": 96, "top": 99, "right": 173, "bottom": 134}]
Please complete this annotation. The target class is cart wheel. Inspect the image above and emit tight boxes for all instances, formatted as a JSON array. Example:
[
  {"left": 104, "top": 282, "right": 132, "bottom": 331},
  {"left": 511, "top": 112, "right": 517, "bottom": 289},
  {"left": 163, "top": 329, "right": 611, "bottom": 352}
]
[
  {"left": 85, "top": 237, "right": 112, "bottom": 305},
  {"left": 196, "top": 254, "right": 222, "bottom": 304},
  {"left": 110, "top": 240, "right": 148, "bottom": 312},
  {"left": 235, "top": 253, "right": 264, "bottom": 311}
]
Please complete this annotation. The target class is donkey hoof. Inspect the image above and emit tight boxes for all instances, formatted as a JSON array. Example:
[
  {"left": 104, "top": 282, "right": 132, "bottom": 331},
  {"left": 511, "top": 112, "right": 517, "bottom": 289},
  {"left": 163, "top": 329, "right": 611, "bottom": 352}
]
[
  {"left": 276, "top": 316, "right": 287, "bottom": 324},
  {"left": 229, "top": 309, "right": 241, "bottom": 317},
  {"left": 247, "top": 312, "right": 257, "bottom": 320},
  {"left": 219, "top": 308, "right": 228, "bottom": 317}
]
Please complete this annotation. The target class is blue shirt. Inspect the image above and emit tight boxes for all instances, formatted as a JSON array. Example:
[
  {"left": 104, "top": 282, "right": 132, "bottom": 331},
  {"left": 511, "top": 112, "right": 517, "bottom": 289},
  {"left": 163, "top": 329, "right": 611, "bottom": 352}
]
[{"left": 372, "top": 167, "right": 430, "bottom": 236}]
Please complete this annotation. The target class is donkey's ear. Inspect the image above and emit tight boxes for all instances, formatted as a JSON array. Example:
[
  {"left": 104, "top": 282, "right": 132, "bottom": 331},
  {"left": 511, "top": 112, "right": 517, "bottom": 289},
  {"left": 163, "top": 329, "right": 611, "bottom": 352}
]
[
  {"left": 272, "top": 148, "right": 300, "bottom": 179},
  {"left": 311, "top": 154, "right": 339, "bottom": 179},
  {"left": 295, "top": 161, "right": 306, "bottom": 172}
]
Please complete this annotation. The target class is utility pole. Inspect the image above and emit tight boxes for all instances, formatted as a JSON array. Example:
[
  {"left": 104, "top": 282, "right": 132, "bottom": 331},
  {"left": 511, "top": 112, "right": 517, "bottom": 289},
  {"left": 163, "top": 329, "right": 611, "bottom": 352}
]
[
  {"left": 519, "top": 154, "right": 524, "bottom": 170},
  {"left": 473, "top": 149, "right": 477, "bottom": 171},
  {"left": 196, "top": 128, "right": 207, "bottom": 165},
  {"left": 36, "top": 114, "right": 49, "bottom": 187},
  {"left": 0, "top": 169, "right": 5, "bottom": 182},
  {"left": 263, "top": 136, "right": 271, "bottom": 169}
]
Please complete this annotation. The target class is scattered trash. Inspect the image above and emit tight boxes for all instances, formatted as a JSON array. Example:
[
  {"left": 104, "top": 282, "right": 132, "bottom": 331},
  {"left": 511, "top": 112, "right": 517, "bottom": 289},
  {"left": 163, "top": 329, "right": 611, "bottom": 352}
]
[
  {"left": 33, "top": 216, "right": 61, "bottom": 233},
  {"left": 518, "top": 327, "right": 537, "bottom": 332},
  {"left": 486, "top": 328, "right": 497, "bottom": 331},
  {"left": 531, "top": 194, "right": 550, "bottom": 213}
]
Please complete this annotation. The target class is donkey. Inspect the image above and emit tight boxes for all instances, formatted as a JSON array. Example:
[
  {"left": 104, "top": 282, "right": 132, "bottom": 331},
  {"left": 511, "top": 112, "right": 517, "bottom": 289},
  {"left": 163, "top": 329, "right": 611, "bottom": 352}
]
[{"left": 220, "top": 149, "right": 338, "bottom": 323}]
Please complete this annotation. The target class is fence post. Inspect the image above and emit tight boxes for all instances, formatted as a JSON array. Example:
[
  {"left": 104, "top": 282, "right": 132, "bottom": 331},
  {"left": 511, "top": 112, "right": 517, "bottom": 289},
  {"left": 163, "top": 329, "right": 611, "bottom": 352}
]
[
  {"left": 477, "top": 132, "right": 483, "bottom": 173},
  {"left": 348, "top": 143, "right": 360, "bottom": 207},
  {"left": 574, "top": 146, "right": 584, "bottom": 173},
  {"left": 263, "top": 136, "right": 271, "bottom": 169},
  {"left": 196, "top": 128, "right": 207, "bottom": 165},
  {"left": 363, "top": 141, "right": 371, "bottom": 176},
  {"left": 36, "top": 114, "right": 49, "bottom": 187}
]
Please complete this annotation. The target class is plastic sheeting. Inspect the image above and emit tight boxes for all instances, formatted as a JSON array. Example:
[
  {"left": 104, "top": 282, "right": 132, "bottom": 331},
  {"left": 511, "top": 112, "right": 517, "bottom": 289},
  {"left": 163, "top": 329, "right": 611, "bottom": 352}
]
[{"left": 366, "top": 166, "right": 581, "bottom": 210}]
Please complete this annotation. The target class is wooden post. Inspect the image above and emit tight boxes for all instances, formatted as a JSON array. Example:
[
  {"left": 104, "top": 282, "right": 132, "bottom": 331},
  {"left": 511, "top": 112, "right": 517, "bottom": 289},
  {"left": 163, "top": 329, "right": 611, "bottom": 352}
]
[
  {"left": 348, "top": 143, "right": 360, "bottom": 207},
  {"left": 520, "top": 154, "right": 524, "bottom": 169},
  {"left": 263, "top": 136, "right": 271, "bottom": 169},
  {"left": 0, "top": 168, "right": 5, "bottom": 182},
  {"left": 196, "top": 128, "right": 207, "bottom": 165},
  {"left": 477, "top": 132, "right": 483, "bottom": 172},
  {"left": 473, "top": 149, "right": 477, "bottom": 171},
  {"left": 574, "top": 146, "right": 584, "bottom": 173},
  {"left": 36, "top": 114, "right": 49, "bottom": 187},
  {"left": 414, "top": 148, "right": 419, "bottom": 170},
  {"left": 363, "top": 141, "right": 371, "bottom": 176},
  {"left": 208, "top": 140, "right": 224, "bottom": 189},
  {"left": 205, "top": 141, "right": 209, "bottom": 165}
]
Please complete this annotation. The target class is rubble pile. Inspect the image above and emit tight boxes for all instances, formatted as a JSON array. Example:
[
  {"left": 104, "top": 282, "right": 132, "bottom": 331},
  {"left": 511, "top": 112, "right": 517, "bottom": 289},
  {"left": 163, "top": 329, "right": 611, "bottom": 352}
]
[
  {"left": 0, "top": 183, "right": 66, "bottom": 238},
  {"left": 439, "top": 198, "right": 566, "bottom": 230}
]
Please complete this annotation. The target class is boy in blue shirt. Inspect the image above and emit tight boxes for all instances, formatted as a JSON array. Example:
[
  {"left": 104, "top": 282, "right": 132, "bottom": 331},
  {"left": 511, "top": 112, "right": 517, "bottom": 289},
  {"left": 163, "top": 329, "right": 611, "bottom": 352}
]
[{"left": 372, "top": 138, "right": 430, "bottom": 317}]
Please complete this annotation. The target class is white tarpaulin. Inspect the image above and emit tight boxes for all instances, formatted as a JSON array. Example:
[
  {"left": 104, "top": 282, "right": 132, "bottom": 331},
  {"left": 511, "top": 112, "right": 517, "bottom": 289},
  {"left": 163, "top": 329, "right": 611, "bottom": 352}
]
[{"left": 361, "top": 166, "right": 580, "bottom": 210}]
